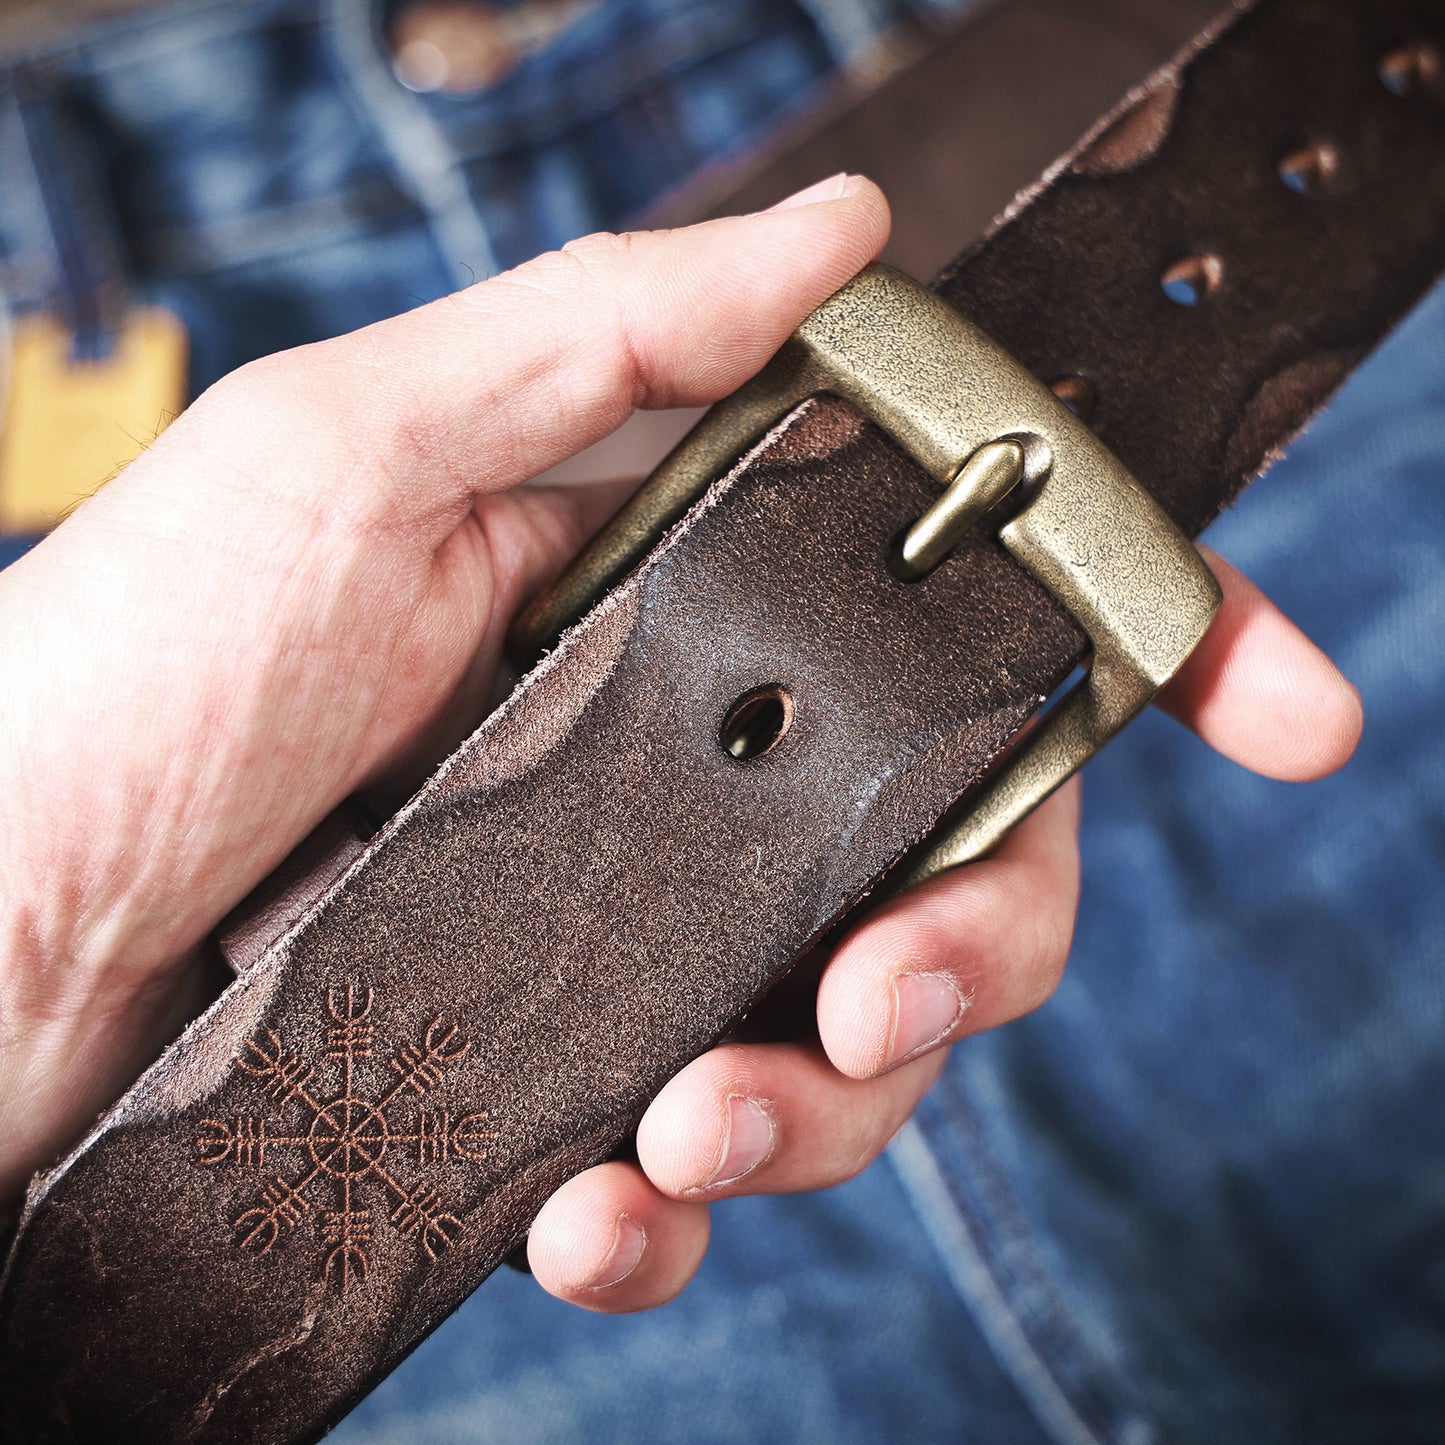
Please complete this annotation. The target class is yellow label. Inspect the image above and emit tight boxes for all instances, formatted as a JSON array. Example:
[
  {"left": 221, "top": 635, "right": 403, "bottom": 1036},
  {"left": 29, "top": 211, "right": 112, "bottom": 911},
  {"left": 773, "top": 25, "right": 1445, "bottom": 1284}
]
[{"left": 0, "top": 306, "right": 188, "bottom": 533}]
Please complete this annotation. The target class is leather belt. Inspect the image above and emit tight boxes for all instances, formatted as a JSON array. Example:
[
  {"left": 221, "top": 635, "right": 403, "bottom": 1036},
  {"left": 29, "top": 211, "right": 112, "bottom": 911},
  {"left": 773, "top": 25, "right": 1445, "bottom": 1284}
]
[{"left": 3, "top": 1, "right": 1443, "bottom": 1441}]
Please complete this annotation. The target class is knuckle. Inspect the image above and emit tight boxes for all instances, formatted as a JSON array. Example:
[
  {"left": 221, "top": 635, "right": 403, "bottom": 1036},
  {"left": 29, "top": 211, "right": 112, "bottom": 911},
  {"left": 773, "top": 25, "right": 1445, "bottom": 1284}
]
[
  {"left": 512, "top": 230, "right": 635, "bottom": 305},
  {"left": 553, "top": 232, "right": 650, "bottom": 406},
  {"left": 837, "top": 1112, "right": 893, "bottom": 1185},
  {"left": 1028, "top": 864, "right": 1078, "bottom": 983},
  {"left": 558, "top": 228, "right": 640, "bottom": 275}
]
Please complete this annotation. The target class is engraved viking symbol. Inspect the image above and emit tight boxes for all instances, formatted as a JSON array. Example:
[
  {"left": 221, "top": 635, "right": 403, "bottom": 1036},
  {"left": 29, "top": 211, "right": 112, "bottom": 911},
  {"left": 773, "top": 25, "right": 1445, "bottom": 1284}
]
[{"left": 194, "top": 984, "right": 497, "bottom": 1293}]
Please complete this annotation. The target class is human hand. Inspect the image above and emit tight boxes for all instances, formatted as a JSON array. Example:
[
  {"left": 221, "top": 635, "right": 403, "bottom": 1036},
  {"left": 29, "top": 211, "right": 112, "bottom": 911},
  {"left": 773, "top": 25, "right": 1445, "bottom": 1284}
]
[{"left": 0, "top": 175, "right": 1361, "bottom": 1311}]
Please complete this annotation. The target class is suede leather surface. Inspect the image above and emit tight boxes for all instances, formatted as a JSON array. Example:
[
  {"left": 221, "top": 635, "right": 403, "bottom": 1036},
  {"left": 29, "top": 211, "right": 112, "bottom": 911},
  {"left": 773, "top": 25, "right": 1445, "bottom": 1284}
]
[
  {"left": 3, "top": 1, "right": 1444, "bottom": 1441},
  {"left": 934, "top": 0, "right": 1445, "bottom": 539}
]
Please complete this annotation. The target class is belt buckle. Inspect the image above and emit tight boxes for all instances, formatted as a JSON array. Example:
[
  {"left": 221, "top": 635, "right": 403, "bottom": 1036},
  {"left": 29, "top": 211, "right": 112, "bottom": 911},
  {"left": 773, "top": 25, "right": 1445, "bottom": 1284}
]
[{"left": 512, "top": 264, "right": 1222, "bottom": 883}]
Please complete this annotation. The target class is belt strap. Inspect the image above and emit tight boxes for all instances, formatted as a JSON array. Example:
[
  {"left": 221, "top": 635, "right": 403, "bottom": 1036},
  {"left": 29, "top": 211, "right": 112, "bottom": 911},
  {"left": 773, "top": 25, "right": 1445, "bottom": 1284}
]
[
  {"left": 937, "top": 0, "right": 1445, "bottom": 539},
  {"left": 3, "top": 2, "right": 1443, "bottom": 1441}
]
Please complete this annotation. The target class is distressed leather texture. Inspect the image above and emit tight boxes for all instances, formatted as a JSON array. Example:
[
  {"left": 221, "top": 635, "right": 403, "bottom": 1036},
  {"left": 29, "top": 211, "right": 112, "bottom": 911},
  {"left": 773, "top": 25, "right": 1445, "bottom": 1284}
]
[{"left": 3, "top": 1, "right": 1444, "bottom": 1441}]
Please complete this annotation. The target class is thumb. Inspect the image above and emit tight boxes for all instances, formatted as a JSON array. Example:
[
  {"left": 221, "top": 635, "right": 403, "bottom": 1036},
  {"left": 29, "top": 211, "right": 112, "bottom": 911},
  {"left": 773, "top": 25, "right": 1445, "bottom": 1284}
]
[{"left": 136, "top": 174, "right": 892, "bottom": 550}]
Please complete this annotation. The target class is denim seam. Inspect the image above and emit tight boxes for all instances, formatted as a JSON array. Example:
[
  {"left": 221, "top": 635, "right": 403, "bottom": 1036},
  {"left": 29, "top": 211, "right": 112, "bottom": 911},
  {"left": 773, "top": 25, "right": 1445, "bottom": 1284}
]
[
  {"left": 923, "top": 1069, "right": 1179, "bottom": 1444},
  {"left": 0, "top": 82, "right": 57, "bottom": 312},
  {"left": 135, "top": 179, "right": 419, "bottom": 277},
  {"left": 431, "top": 3, "right": 825, "bottom": 163},
  {"left": 0, "top": 289, "right": 12, "bottom": 418},
  {"left": 888, "top": 1120, "right": 1118, "bottom": 1445},
  {"left": 12, "top": 66, "right": 133, "bottom": 352},
  {"left": 322, "top": 0, "right": 498, "bottom": 289}
]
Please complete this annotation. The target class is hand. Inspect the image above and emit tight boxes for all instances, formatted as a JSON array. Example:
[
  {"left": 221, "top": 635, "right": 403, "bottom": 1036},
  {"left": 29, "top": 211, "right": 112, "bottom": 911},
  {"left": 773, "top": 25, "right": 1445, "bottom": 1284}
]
[{"left": 0, "top": 176, "right": 1361, "bottom": 1312}]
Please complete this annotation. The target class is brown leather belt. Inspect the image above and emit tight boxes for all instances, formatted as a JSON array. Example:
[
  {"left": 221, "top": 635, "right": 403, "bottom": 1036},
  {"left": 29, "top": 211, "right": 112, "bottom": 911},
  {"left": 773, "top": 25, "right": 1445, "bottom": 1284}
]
[{"left": 3, "top": 1, "right": 1443, "bottom": 1441}]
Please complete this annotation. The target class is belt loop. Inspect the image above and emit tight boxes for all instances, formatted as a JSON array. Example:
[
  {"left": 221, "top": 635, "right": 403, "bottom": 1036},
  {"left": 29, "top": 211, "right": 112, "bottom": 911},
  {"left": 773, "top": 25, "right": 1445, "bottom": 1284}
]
[
  {"left": 323, "top": 0, "right": 499, "bottom": 290},
  {"left": 0, "top": 284, "right": 13, "bottom": 426},
  {"left": 9, "top": 60, "right": 130, "bottom": 361}
]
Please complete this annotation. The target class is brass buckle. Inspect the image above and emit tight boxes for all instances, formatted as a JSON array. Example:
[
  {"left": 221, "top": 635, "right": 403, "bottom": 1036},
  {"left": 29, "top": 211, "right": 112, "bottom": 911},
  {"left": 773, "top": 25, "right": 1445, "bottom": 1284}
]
[{"left": 511, "top": 265, "right": 1222, "bottom": 887}]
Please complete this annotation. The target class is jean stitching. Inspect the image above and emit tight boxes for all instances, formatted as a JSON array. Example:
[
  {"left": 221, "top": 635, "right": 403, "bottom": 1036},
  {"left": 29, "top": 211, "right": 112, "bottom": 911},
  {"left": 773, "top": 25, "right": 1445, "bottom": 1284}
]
[
  {"left": 322, "top": 0, "right": 498, "bottom": 288},
  {"left": 887, "top": 1064, "right": 1169, "bottom": 1445},
  {"left": 888, "top": 1120, "right": 1116, "bottom": 1445},
  {"left": 0, "top": 287, "right": 13, "bottom": 418},
  {"left": 135, "top": 178, "right": 418, "bottom": 276},
  {"left": 431, "top": 2, "right": 823, "bottom": 162},
  {"left": 0, "top": 82, "right": 57, "bottom": 309}
]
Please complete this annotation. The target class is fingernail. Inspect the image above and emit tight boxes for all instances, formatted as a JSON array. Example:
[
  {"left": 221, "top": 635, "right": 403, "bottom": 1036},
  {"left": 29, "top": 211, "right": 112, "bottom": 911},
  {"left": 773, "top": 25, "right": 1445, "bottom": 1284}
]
[
  {"left": 581, "top": 1213, "right": 647, "bottom": 1291},
  {"left": 888, "top": 973, "right": 966, "bottom": 1071},
  {"left": 764, "top": 173, "right": 858, "bottom": 213},
  {"left": 700, "top": 1094, "right": 775, "bottom": 1191}
]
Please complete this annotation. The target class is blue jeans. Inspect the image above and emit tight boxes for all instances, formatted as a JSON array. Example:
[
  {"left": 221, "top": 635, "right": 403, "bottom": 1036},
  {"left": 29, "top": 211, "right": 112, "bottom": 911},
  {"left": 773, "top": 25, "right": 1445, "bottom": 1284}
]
[{"left": 3, "top": 4, "right": 1443, "bottom": 1441}]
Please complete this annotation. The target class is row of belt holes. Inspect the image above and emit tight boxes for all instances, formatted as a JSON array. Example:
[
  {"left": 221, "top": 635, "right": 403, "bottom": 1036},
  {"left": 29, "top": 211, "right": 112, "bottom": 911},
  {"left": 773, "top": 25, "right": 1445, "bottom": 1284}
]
[
  {"left": 721, "top": 42, "right": 1441, "bottom": 766},
  {"left": 1046, "top": 40, "right": 1443, "bottom": 428}
]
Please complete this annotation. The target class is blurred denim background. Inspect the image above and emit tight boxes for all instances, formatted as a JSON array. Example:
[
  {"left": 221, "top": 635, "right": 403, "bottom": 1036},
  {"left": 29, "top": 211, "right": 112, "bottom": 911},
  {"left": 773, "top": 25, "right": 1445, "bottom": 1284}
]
[{"left": 1, "top": 1, "right": 1442, "bottom": 1441}]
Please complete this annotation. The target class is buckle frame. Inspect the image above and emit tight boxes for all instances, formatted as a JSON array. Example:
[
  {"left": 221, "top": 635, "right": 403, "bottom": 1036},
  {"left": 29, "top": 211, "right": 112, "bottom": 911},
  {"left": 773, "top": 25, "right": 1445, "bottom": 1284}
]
[{"left": 510, "top": 265, "right": 1221, "bottom": 886}]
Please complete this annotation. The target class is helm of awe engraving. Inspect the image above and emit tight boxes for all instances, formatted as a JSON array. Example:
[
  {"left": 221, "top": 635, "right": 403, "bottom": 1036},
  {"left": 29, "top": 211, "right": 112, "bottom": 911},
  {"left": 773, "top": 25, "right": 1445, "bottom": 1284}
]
[{"left": 195, "top": 984, "right": 496, "bottom": 1292}]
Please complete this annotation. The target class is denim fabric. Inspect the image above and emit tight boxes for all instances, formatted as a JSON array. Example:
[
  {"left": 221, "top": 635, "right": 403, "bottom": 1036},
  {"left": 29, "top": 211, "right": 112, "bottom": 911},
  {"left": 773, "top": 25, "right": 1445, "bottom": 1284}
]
[
  {"left": 3, "top": 3, "right": 1443, "bottom": 1442},
  {"left": 337, "top": 1159, "right": 1059, "bottom": 1445}
]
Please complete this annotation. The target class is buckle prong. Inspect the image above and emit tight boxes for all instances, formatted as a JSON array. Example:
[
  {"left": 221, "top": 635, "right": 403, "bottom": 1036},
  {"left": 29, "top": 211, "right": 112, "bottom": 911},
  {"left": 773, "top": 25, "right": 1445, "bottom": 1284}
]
[
  {"left": 895, "top": 437, "right": 1025, "bottom": 582},
  {"left": 510, "top": 265, "right": 1222, "bottom": 888}
]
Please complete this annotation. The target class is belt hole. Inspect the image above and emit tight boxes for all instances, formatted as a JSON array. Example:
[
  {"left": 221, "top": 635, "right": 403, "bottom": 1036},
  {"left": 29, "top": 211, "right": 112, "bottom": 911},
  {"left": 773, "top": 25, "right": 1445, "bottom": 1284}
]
[
  {"left": 721, "top": 687, "right": 793, "bottom": 761},
  {"left": 1379, "top": 42, "right": 1441, "bottom": 99},
  {"left": 1277, "top": 143, "right": 1338, "bottom": 195},
  {"left": 1160, "top": 253, "right": 1224, "bottom": 307},
  {"left": 1048, "top": 374, "right": 1098, "bottom": 424}
]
